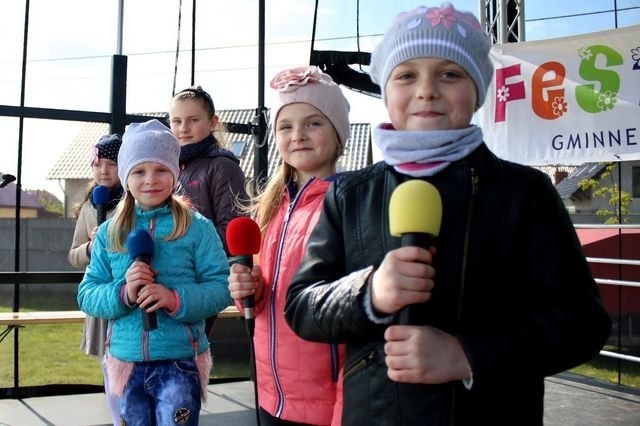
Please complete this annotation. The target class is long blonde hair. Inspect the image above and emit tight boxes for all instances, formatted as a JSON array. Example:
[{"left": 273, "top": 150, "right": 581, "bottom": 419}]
[
  {"left": 243, "top": 161, "right": 296, "bottom": 232},
  {"left": 107, "top": 192, "right": 193, "bottom": 252}
]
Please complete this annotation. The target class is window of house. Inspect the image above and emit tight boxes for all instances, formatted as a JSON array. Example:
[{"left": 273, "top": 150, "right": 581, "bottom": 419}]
[{"left": 230, "top": 141, "right": 247, "bottom": 157}]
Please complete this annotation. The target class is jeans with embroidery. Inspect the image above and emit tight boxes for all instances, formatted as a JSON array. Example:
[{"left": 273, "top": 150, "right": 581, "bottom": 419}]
[{"left": 120, "top": 358, "right": 201, "bottom": 425}]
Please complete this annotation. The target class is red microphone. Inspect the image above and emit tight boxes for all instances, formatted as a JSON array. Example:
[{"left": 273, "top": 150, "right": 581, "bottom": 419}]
[{"left": 226, "top": 217, "right": 261, "bottom": 337}]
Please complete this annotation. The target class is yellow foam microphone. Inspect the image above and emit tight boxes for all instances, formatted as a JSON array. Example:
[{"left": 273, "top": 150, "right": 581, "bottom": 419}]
[{"left": 389, "top": 179, "right": 442, "bottom": 324}]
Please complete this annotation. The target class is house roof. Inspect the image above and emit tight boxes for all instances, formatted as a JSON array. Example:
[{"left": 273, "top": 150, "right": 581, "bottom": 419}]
[
  {"left": 48, "top": 109, "right": 371, "bottom": 181},
  {"left": 555, "top": 163, "right": 607, "bottom": 199},
  {"left": 0, "top": 182, "right": 44, "bottom": 209},
  {"left": 47, "top": 112, "right": 166, "bottom": 180}
]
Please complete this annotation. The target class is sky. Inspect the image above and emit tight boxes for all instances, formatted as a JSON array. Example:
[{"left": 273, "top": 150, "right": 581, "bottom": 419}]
[{"left": 1, "top": 0, "right": 639, "bottom": 200}]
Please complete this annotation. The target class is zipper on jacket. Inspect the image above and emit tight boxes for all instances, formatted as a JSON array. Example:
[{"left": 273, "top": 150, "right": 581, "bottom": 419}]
[
  {"left": 270, "top": 177, "right": 316, "bottom": 418},
  {"left": 343, "top": 350, "right": 376, "bottom": 381},
  {"left": 458, "top": 169, "right": 477, "bottom": 322},
  {"left": 450, "top": 168, "right": 478, "bottom": 425}
]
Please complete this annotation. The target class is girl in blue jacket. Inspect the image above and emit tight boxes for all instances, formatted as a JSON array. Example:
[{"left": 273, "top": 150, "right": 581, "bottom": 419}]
[{"left": 78, "top": 119, "right": 232, "bottom": 426}]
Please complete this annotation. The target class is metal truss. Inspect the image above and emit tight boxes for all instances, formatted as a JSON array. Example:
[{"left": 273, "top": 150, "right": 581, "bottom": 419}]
[{"left": 479, "top": 0, "right": 526, "bottom": 44}]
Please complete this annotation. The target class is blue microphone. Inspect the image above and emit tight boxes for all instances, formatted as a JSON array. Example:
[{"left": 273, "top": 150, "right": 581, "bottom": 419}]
[
  {"left": 127, "top": 229, "right": 157, "bottom": 331},
  {"left": 92, "top": 185, "right": 110, "bottom": 225}
]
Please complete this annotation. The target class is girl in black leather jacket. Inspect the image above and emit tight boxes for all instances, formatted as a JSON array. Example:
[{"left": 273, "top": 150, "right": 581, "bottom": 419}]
[{"left": 285, "top": 4, "right": 611, "bottom": 425}]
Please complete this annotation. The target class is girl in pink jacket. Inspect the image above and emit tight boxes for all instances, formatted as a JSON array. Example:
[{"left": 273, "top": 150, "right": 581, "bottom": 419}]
[{"left": 228, "top": 66, "right": 350, "bottom": 425}]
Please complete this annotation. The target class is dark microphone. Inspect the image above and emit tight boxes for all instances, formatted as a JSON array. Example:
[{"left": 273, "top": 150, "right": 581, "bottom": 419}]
[
  {"left": 92, "top": 185, "right": 110, "bottom": 225},
  {"left": 0, "top": 173, "right": 16, "bottom": 189},
  {"left": 226, "top": 217, "right": 262, "bottom": 338},
  {"left": 389, "top": 180, "right": 442, "bottom": 325},
  {"left": 127, "top": 229, "right": 157, "bottom": 331}
]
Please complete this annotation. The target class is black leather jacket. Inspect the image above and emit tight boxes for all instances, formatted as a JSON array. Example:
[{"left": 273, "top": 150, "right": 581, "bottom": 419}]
[{"left": 285, "top": 144, "right": 611, "bottom": 425}]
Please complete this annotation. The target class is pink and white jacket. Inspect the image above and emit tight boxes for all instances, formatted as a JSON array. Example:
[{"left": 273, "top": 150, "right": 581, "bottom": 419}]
[{"left": 245, "top": 176, "right": 344, "bottom": 425}]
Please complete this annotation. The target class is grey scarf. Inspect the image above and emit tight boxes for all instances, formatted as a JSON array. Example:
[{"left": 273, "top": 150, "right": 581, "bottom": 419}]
[{"left": 374, "top": 124, "right": 484, "bottom": 177}]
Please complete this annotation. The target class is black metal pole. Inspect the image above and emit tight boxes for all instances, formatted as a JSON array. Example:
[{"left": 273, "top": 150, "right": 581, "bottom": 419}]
[
  {"left": 254, "top": 0, "right": 268, "bottom": 190},
  {"left": 248, "top": 4, "right": 267, "bottom": 425},
  {"left": 612, "top": 2, "right": 621, "bottom": 386},
  {"left": 12, "top": 0, "right": 32, "bottom": 391},
  {"left": 191, "top": 0, "right": 196, "bottom": 86},
  {"left": 111, "top": 0, "right": 126, "bottom": 135},
  {"left": 309, "top": 0, "right": 319, "bottom": 63},
  {"left": 110, "top": 55, "right": 128, "bottom": 135},
  {"left": 617, "top": 159, "right": 622, "bottom": 384}
]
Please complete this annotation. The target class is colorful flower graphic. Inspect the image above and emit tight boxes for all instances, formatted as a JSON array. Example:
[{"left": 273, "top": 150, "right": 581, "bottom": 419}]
[
  {"left": 578, "top": 47, "right": 593, "bottom": 61},
  {"left": 270, "top": 66, "right": 324, "bottom": 92},
  {"left": 497, "top": 86, "right": 510, "bottom": 102},
  {"left": 426, "top": 5, "right": 456, "bottom": 29},
  {"left": 88, "top": 145, "right": 99, "bottom": 165},
  {"left": 631, "top": 47, "right": 640, "bottom": 70},
  {"left": 552, "top": 96, "right": 568, "bottom": 117},
  {"left": 597, "top": 91, "right": 617, "bottom": 111}
]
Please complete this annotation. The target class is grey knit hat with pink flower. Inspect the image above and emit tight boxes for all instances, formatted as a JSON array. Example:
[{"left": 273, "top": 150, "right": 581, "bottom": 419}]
[
  {"left": 270, "top": 66, "right": 351, "bottom": 145},
  {"left": 370, "top": 3, "right": 494, "bottom": 108},
  {"left": 118, "top": 119, "right": 181, "bottom": 191}
]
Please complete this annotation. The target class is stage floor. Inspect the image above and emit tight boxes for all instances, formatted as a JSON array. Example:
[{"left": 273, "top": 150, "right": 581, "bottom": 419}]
[{"left": 1, "top": 373, "right": 639, "bottom": 425}]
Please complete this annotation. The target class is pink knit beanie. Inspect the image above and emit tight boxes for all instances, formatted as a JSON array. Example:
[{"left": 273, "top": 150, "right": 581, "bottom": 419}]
[{"left": 269, "top": 66, "right": 351, "bottom": 145}]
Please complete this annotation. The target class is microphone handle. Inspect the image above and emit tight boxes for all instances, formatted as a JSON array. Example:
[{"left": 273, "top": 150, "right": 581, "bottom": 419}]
[
  {"left": 232, "top": 254, "right": 255, "bottom": 337},
  {"left": 96, "top": 204, "right": 107, "bottom": 225},
  {"left": 398, "top": 233, "right": 435, "bottom": 325},
  {"left": 134, "top": 254, "right": 157, "bottom": 331},
  {"left": 142, "top": 308, "right": 158, "bottom": 331},
  {"left": 234, "top": 254, "right": 254, "bottom": 314},
  {"left": 400, "top": 233, "right": 432, "bottom": 248},
  {"left": 233, "top": 254, "right": 253, "bottom": 269}
]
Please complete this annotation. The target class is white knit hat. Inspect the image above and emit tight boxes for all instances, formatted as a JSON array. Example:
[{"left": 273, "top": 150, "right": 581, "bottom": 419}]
[
  {"left": 370, "top": 3, "right": 494, "bottom": 108},
  {"left": 270, "top": 66, "right": 351, "bottom": 145},
  {"left": 118, "top": 119, "right": 181, "bottom": 191}
]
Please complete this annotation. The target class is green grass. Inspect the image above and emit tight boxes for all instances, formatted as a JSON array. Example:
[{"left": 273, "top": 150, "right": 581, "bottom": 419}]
[
  {"left": 0, "top": 322, "right": 250, "bottom": 388},
  {"left": 0, "top": 304, "right": 250, "bottom": 389},
  {"left": 0, "top": 321, "right": 104, "bottom": 387},
  {"left": 570, "top": 350, "right": 640, "bottom": 388}
]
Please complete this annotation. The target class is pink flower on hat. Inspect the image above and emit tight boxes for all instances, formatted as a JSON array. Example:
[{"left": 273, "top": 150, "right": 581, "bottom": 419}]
[
  {"left": 270, "top": 66, "right": 325, "bottom": 93},
  {"left": 426, "top": 5, "right": 456, "bottom": 29},
  {"left": 89, "top": 145, "right": 99, "bottom": 165}
]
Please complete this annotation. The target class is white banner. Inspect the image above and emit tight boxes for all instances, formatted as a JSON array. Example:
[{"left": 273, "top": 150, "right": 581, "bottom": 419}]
[{"left": 479, "top": 25, "right": 640, "bottom": 165}]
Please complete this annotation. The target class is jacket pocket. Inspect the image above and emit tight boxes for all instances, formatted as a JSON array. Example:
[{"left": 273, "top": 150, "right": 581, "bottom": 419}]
[
  {"left": 342, "top": 349, "right": 377, "bottom": 423},
  {"left": 343, "top": 349, "right": 376, "bottom": 382}
]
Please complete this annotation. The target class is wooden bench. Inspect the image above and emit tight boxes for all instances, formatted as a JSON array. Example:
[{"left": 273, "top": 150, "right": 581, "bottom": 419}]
[
  {"left": 0, "top": 310, "right": 86, "bottom": 326},
  {"left": 0, "top": 305, "right": 241, "bottom": 342},
  {"left": 0, "top": 311, "right": 85, "bottom": 343}
]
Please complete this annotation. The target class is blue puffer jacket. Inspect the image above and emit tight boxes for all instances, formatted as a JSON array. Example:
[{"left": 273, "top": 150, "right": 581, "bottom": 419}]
[{"left": 77, "top": 204, "right": 232, "bottom": 362}]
